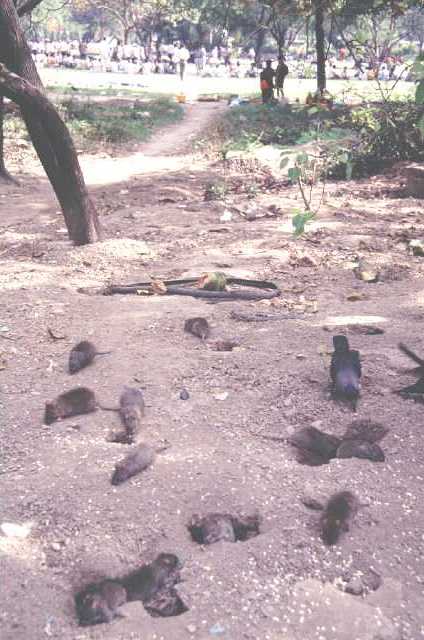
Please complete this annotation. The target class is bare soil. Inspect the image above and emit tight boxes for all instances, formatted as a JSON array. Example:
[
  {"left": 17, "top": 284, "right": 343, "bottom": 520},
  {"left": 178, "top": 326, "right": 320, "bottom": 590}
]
[{"left": 1, "top": 101, "right": 424, "bottom": 640}]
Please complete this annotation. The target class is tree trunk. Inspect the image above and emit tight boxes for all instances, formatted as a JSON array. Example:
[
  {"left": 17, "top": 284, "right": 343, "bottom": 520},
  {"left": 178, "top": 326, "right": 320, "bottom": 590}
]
[
  {"left": 305, "top": 16, "right": 310, "bottom": 56},
  {"left": 254, "top": 6, "right": 268, "bottom": 65},
  {"left": 314, "top": 1, "right": 326, "bottom": 93},
  {"left": 0, "top": 63, "right": 101, "bottom": 244},
  {"left": 0, "top": 95, "right": 15, "bottom": 182},
  {"left": 0, "top": 0, "right": 102, "bottom": 245}
]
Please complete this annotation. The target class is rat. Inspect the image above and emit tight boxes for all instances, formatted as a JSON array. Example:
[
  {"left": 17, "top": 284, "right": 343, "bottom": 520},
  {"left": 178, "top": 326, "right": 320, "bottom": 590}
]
[
  {"left": 111, "top": 444, "right": 156, "bottom": 485},
  {"left": 320, "top": 491, "right": 359, "bottom": 545},
  {"left": 123, "top": 553, "right": 181, "bottom": 603},
  {"left": 336, "top": 419, "right": 387, "bottom": 462},
  {"left": 330, "top": 335, "right": 361, "bottom": 410},
  {"left": 75, "top": 580, "right": 127, "bottom": 626},
  {"left": 44, "top": 387, "right": 97, "bottom": 425},
  {"left": 69, "top": 340, "right": 111, "bottom": 374},
  {"left": 336, "top": 439, "right": 385, "bottom": 462},
  {"left": 184, "top": 318, "right": 210, "bottom": 340},
  {"left": 189, "top": 513, "right": 236, "bottom": 545},
  {"left": 109, "top": 387, "right": 145, "bottom": 444},
  {"left": 288, "top": 426, "right": 341, "bottom": 466},
  {"left": 144, "top": 588, "right": 188, "bottom": 617}
]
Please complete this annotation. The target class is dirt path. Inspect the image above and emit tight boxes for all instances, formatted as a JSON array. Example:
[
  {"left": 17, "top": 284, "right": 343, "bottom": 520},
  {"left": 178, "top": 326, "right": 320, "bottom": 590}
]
[
  {"left": 1, "top": 101, "right": 224, "bottom": 226},
  {"left": 1, "top": 102, "right": 424, "bottom": 640}
]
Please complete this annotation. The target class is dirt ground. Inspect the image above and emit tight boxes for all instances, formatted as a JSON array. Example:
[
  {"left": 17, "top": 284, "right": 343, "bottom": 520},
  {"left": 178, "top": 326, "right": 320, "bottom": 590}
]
[{"left": 1, "top": 101, "right": 424, "bottom": 640}]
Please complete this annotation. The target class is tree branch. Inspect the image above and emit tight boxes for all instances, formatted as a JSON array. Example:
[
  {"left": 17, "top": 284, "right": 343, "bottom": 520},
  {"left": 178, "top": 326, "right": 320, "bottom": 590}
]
[{"left": 17, "top": 0, "right": 44, "bottom": 17}]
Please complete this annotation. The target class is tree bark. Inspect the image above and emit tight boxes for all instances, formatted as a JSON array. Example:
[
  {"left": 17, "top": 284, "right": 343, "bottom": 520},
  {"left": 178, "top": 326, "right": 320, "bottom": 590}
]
[
  {"left": 0, "top": 95, "right": 15, "bottom": 182},
  {"left": 17, "top": 0, "right": 44, "bottom": 17},
  {"left": 0, "top": 0, "right": 102, "bottom": 244},
  {"left": 0, "top": 63, "right": 101, "bottom": 244},
  {"left": 314, "top": 1, "right": 326, "bottom": 93}
]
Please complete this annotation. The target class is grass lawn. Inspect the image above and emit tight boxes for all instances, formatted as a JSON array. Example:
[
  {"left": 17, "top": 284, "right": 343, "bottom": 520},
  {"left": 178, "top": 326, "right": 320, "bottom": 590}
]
[{"left": 41, "top": 66, "right": 415, "bottom": 104}]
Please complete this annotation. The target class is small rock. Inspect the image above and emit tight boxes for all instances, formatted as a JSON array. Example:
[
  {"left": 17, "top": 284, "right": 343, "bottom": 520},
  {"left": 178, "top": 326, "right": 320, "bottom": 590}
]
[
  {"left": 410, "top": 239, "right": 424, "bottom": 257},
  {"left": 214, "top": 392, "right": 229, "bottom": 401},
  {"left": 119, "top": 601, "right": 149, "bottom": 619},
  {"left": 345, "top": 576, "right": 364, "bottom": 595},
  {"left": 301, "top": 494, "right": 324, "bottom": 511},
  {"left": 296, "top": 354, "right": 306, "bottom": 360},
  {"left": 187, "top": 624, "right": 197, "bottom": 634},
  {"left": 212, "top": 340, "right": 238, "bottom": 352},
  {"left": 180, "top": 389, "right": 190, "bottom": 400},
  {"left": 209, "top": 622, "right": 226, "bottom": 635},
  {"left": 354, "top": 258, "right": 380, "bottom": 283},
  {"left": 1, "top": 522, "right": 32, "bottom": 539},
  {"left": 50, "top": 542, "right": 61, "bottom": 552},
  {"left": 348, "top": 325, "right": 384, "bottom": 336},
  {"left": 346, "top": 292, "right": 366, "bottom": 301}
]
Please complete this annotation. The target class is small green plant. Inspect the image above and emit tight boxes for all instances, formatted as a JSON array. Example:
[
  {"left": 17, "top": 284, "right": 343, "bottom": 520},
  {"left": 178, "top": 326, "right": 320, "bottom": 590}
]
[
  {"left": 280, "top": 107, "right": 333, "bottom": 237},
  {"left": 204, "top": 180, "right": 228, "bottom": 201}
]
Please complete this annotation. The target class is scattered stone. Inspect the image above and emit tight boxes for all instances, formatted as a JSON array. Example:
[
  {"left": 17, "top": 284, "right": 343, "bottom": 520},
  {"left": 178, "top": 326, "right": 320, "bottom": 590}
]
[
  {"left": 345, "top": 576, "right": 365, "bottom": 596},
  {"left": 346, "top": 292, "right": 367, "bottom": 301},
  {"left": 409, "top": 239, "right": 424, "bottom": 257},
  {"left": 301, "top": 492, "right": 324, "bottom": 511},
  {"left": 187, "top": 624, "right": 197, "bottom": 633},
  {"left": 180, "top": 389, "right": 190, "bottom": 400},
  {"left": 212, "top": 340, "right": 238, "bottom": 352},
  {"left": 1, "top": 522, "right": 32, "bottom": 539},
  {"left": 348, "top": 325, "right": 385, "bottom": 336},
  {"left": 354, "top": 258, "right": 380, "bottom": 283},
  {"left": 119, "top": 601, "right": 148, "bottom": 619},
  {"left": 50, "top": 541, "right": 62, "bottom": 552},
  {"left": 289, "top": 579, "right": 400, "bottom": 640},
  {"left": 209, "top": 622, "right": 226, "bottom": 635},
  {"left": 366, "top": 579, "right": 403, "bottom": 619}
]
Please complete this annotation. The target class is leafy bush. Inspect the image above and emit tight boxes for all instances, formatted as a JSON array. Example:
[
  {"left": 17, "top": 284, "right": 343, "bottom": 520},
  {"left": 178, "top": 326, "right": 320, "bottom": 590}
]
[
  {"left": 214, "top": 102, "right": 342, "bottom": 150},
  {"left": 332, "top": 102, "right": 424, "bottom": 178},
  {"left": 60, "top": 97, "right": 183, "bottom": 147}
]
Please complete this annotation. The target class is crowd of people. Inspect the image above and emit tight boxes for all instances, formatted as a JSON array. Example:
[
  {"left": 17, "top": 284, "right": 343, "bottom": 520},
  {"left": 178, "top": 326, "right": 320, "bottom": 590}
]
[
  {"left": 29, "top": 37, "right": 259, "bottom": 79},
  {"left": 28, "top": 36, "right": 413, "bottom": 85}
]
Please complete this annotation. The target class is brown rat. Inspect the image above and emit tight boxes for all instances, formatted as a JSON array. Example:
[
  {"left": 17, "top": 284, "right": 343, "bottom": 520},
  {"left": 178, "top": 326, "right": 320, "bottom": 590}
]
[
  {"left": 69, "top": 340, "right": 111, "bottom": 374},
  {"left": 111, "top": 444, "right": 155, "bottom": 485},
  {"left": 184, "top": 318, "right": 210, "bottom": 340},
  {"left": 44, "top": 387, "right": 96, "bottom": 425},
  {"left": 123, "top": 553, "right": 181, "bottom": 603},
  {"left": 320, "top": 491, "right": 359, "bottom": 545},
  {"left": 75, "top": 580, "right": 127, "bottom": 626}
]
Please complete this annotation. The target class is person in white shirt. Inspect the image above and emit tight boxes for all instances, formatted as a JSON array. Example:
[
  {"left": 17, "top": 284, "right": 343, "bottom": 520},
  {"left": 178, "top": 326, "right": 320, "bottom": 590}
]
[{"left": 175, "top": 44, "right": 190, "bottom": 80}]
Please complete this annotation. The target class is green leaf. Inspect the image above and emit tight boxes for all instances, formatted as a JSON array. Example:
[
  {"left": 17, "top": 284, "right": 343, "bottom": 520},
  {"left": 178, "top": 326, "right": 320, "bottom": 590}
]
[
  {"left": 288, "top": 167, "right": 301, "bottom": 181},
  {"left": 307, "top": 106, "right": 319, "bottom": 115},
  {"left": 292, "top": 211, "right": 315, "bottom": 237},
  {"left": 416, "top": 80, "right": 424, "bottom": 105},
  {"left": 280, "top": 156, "right": 289, "bottom": 169},
  {"left": 296, "top": 152, "right": 309, "bottom": 164},
  {"left": 412, "top": 60, "right": 424, "bottom": 75}
]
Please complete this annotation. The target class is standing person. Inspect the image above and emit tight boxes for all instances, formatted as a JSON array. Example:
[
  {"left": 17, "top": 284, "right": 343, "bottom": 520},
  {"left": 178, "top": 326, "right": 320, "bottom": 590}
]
[
  {"left": 260, "top": 60, "right": 275, "bottom": 104},
  {"left": 275, "top": 55, "right": 289, "bottom": 98},
  {"left": 176, "top": 43, "right": 190, "bottom": 81}
]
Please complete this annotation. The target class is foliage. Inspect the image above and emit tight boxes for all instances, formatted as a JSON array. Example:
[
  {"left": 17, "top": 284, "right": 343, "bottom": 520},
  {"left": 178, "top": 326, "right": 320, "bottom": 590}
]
[
  {"left": 204, "top": 179, "right": 228, "bottom": 200},
  {"left": 413, "top": 56, "right": 424, "bottom": 133},
  {"left": 60, "top": 96, "right": 183, "bottom": 145},
  {"left": 332, "top": 101, "right": 424, "bottom": 177}
]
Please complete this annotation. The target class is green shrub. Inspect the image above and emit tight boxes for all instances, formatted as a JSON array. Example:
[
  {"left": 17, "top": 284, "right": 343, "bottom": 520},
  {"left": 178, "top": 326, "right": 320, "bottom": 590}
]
[{"left": 332, "top": 102, "right": 424, "bottom": 177}]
